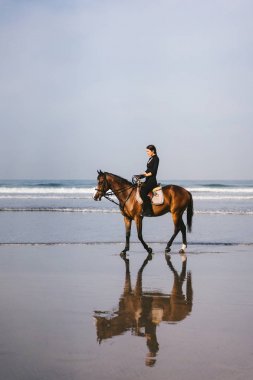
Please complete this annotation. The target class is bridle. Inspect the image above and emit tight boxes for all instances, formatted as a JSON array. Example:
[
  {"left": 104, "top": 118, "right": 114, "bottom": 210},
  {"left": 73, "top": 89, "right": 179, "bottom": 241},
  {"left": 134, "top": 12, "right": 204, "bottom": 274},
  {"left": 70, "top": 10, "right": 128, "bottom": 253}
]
[
  {"left": 95, "top": 172, "right": 109, "bottom": 198},
  {"left": 95, "top": 173, "right": 136, "bottom": 212}
]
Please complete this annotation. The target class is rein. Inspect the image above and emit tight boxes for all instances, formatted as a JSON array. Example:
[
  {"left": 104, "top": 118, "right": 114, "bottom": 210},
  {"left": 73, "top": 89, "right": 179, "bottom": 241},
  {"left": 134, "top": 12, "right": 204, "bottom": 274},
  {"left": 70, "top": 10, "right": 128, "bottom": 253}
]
[{"left": 104, "top": 187, "right": 135, "bottom": 211}]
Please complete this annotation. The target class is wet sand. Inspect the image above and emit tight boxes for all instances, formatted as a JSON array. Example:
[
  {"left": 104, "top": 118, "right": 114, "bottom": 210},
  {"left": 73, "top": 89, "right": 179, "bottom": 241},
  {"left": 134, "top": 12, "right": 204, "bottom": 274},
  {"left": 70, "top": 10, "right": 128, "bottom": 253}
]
[{"left": 0, "top": 243, "right": 253, "bottom": 380}]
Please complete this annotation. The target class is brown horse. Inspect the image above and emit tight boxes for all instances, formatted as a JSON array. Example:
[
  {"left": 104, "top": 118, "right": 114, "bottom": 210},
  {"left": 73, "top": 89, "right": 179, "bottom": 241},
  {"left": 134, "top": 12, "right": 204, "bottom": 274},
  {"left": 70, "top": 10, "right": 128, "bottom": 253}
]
[{"left": 94, "top": 171, "right": 193, "bottom": 254}]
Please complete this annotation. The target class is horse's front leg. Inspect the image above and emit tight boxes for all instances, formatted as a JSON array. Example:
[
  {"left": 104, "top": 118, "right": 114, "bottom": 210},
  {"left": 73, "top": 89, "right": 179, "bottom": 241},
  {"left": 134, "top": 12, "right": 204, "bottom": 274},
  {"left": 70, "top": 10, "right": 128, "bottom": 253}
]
[
  {"left": 135, "top": 216, "right": 152, "bottom": 254},
  {"left": 121, "top": 216, "right": 132, "bottom": 254}
]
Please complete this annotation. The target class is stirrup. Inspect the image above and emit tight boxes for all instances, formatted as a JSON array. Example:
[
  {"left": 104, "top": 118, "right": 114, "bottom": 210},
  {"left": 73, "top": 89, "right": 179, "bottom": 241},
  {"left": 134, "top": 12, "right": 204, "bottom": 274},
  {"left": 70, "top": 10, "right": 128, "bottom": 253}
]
[{"left": 141, "top": 205, "right": 153, "bottom": 217}]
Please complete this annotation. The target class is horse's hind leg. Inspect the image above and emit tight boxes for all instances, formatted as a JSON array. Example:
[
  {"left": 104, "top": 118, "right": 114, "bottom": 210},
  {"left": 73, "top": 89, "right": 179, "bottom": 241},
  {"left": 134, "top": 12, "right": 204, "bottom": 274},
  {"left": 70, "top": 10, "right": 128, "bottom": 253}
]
[
  {"left": 179, "top": 219, "right": 187, "bottom": 254},
  {"left": 121, "top": 216, "right": 132, "bottom": 254},
  {"left": 165, "top": 213, "right": 183, "bottom": 254},
  {"left": 165, "top": 227, "right": 180, "bottom": 254},
  {"left": 135, "top": 216, "right": 152, "bottom": 254}
]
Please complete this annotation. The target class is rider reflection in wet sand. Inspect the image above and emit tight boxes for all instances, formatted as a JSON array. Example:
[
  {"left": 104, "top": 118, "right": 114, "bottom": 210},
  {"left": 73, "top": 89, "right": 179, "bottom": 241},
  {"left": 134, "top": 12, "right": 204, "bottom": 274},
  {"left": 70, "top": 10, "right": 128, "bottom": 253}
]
[{"left": 94, "top": 255, "right": 193, "bottom": 366}]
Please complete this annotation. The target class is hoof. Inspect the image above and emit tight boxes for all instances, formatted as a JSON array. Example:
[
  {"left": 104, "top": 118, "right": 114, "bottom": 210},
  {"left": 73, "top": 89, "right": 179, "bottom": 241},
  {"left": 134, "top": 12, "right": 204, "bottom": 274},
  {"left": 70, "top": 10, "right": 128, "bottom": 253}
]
[
  {"left": 179, "top": 249, "right": 185, "bottom": 254},
  {"left": 165, "top": 247, "right": 171, "bottom": 253},
  {"left": 147, "top": 247, "right": 153, "bottom": 254}
]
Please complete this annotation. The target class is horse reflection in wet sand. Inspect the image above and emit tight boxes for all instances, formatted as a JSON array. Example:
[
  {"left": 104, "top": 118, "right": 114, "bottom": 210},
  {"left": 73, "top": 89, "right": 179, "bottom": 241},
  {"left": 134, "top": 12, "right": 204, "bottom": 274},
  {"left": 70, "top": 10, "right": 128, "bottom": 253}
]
[{"left": 94, "top": 255, "right": 193, "bottom": 366}]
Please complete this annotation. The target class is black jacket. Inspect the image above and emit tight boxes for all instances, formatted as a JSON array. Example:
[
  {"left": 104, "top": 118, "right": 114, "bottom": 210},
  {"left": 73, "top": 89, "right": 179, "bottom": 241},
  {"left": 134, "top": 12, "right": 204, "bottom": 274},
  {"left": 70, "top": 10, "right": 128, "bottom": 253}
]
[{"left": 145, "top": 155, "right": 159, "bottom": 186}]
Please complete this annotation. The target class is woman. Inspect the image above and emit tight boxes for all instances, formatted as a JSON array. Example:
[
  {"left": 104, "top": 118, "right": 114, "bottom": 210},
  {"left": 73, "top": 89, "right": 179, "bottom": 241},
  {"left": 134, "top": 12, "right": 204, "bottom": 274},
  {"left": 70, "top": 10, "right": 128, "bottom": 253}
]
[{"left": 138, "top": 144, "right": 159, "bottom": 217}]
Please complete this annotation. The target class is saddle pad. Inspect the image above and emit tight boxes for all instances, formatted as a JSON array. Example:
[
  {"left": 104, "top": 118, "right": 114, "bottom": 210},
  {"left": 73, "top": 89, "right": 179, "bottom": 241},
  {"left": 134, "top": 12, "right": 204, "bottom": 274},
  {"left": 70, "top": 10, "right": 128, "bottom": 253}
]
[
  {"left": 151, "top": 189, "right": 164, "bottom": 205},
  {"left": 136, "top": 186, "right": 164, "bottom": 205},
  {"left": 152, "top": 186, "right": 162, "bottom": 192}
]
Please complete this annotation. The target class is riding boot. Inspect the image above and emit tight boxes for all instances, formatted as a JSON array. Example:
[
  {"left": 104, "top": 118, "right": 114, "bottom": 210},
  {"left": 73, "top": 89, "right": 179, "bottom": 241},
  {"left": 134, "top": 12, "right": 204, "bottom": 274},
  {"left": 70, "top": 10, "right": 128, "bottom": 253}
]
[{"left": 141, "top": 198, "right": 153, "bottom": 217}]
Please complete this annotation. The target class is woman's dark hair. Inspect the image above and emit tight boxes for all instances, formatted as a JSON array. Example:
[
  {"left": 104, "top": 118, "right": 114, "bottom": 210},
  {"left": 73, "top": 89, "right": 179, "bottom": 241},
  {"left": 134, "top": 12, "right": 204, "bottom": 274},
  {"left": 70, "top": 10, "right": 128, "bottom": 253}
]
[{"left": 146, "top": 144, "right": 157, "bottom": 154}]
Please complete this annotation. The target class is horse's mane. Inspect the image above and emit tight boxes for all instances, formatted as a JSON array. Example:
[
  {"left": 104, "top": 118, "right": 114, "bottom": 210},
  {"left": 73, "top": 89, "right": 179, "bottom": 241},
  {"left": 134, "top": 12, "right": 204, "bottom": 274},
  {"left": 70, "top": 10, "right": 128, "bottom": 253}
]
[{"left": 105, "top": 172, "right": 133, "bottom": 186}]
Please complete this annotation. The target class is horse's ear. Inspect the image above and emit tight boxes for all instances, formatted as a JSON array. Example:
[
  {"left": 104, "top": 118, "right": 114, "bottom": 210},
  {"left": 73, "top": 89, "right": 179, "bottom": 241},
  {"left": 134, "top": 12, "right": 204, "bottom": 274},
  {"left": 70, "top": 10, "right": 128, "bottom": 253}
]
[{"left": 97, "top": 169, "right": 104, "bottom": 175}]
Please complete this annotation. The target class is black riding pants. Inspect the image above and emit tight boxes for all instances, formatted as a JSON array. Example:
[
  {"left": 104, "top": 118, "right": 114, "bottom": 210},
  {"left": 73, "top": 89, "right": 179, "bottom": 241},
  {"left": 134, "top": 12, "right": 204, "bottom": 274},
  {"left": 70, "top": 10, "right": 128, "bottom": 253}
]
[{"left": 140, "top": 179, "right": 157, "bottom": 202}]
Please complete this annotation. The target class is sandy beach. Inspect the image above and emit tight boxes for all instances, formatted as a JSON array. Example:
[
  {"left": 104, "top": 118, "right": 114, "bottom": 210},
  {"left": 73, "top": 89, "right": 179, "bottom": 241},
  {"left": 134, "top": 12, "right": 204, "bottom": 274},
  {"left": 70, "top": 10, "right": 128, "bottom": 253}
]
[{"left": 0, "top": 242, "right": 253, "bottom": 380}]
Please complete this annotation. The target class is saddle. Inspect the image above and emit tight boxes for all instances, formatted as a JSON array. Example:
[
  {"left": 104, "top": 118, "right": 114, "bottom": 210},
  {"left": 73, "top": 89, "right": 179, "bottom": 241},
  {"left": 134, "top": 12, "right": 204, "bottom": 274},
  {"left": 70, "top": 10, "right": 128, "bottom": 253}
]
[{"left": 136, "top": 185, "right": 164, "bottom": 205}]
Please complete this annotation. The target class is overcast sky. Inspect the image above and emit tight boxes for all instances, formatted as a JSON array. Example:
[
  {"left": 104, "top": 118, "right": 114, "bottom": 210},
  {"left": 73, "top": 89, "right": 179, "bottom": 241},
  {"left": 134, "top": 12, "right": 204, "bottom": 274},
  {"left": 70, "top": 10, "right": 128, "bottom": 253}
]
[{"left": 0, "top": 0, "right": 252, "bottom": 180}]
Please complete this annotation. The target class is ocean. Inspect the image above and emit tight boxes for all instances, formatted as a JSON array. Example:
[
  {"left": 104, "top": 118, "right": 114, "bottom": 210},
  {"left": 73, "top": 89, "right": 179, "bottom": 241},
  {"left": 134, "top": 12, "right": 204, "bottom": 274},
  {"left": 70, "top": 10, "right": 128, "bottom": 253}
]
[{"left": 0, "top": 179, "right": 252, "bottom": 247}]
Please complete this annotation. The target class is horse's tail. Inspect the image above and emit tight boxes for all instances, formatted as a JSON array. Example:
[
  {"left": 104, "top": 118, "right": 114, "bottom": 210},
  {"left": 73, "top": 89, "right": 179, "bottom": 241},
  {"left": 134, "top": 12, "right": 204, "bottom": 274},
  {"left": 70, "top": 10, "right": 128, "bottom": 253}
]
[{"left": 187, "top": 192, "right": 194, "bottom": 233}]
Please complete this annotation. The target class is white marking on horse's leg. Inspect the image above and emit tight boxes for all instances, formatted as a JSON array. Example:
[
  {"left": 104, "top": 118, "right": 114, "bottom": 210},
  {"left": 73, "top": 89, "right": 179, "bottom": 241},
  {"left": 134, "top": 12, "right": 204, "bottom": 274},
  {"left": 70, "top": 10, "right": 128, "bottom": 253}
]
[
  {"left": 181, "top": 253, "right": 187, "bottom": 262},
  {"left": 182, "top": 244, "right": 187, "bottom": 252}
]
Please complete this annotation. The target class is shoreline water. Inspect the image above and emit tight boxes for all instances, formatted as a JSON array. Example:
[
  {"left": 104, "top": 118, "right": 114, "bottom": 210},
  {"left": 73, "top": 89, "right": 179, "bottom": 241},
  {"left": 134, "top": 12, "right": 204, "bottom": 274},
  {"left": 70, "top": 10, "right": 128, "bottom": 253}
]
[
  {"left": 0, "top": 212, "right": 252, "bottom": 245},
  {"left": 0, "top": 178, "right": 252, "bottom": 246}
]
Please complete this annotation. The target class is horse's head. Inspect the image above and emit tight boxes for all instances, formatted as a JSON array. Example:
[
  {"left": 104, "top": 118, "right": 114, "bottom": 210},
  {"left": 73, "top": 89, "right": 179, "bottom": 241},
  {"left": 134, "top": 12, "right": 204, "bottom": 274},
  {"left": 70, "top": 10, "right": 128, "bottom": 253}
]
[{"left": 93, "top": 170, "right": 110, "bottom": 201}]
